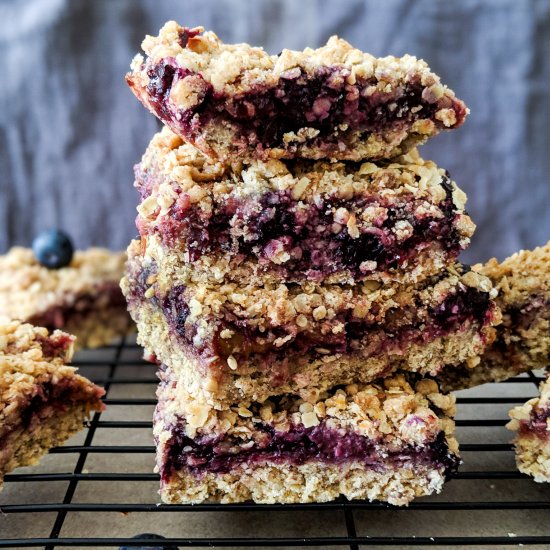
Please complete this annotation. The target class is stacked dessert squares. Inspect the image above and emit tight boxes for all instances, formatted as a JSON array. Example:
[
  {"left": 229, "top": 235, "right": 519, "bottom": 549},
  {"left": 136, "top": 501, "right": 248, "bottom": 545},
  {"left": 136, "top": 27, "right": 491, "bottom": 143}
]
[{"left": 122, "top": 22, "right": 502, "bottom": 504}]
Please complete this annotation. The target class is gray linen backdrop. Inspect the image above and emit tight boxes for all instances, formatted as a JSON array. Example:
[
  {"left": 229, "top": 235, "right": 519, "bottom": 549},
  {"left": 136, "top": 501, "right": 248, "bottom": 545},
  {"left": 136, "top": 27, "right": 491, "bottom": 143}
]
[{"left": 1, "top": 0, "right": 549, "bottom": 264}]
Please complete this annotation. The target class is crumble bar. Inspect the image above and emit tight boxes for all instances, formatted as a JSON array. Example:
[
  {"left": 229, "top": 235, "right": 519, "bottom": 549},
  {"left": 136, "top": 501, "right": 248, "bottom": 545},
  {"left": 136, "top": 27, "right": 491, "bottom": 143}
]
[
  {"left": 440, "top": 241, "right": 550, "bottom": 391},
  {"left": 127, "top": 22, "right": 468, "bottom": 162},
  {"left": 507, "top": 374, "right": 550, "bottom": 482},
  {"left": 135, "top": 128, "right": 474, "bottom": 285},
  {"left": 0, "top": 319, "right": 104, "bottom": 490},
  {"left": 122, "top": 237, "right": 499, "bottom": 408},
  {"left": 155, "top": 370, "right": 459, "bottom": 505},
  {"left": 0, "top": 247, "right": 133, "bottom": 349}
]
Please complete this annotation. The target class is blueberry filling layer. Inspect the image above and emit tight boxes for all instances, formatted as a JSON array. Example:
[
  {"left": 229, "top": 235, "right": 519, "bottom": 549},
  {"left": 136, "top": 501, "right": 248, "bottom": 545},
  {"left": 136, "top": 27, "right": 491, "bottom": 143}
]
[
  {"left": 156, "top": 283, "right": 493, "bottom": 366},
  {"left": 136, "top": 176, "right": 465, "bottom": 279},
  {"left": 28, "top": 282, "right": 128, "bottom": 332},
  {"left": 160, "top": 420, "right": 459, "bottom": 479},
  {"left": 136, "top": 57, "right": 466, "bottom": 155}
]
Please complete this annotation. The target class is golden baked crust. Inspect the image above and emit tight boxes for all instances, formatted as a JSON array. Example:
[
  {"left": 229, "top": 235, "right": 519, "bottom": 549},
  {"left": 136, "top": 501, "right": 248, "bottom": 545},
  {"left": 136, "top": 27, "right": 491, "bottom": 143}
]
[
  {"left": 0, "top": 247, "right": 133, "bottom": 349},
  {"left": 159, "top": 462, "right": 453, "bottom": 506},
  {"left": 127, "top": 22, "right": 467, "bottom": 161}
]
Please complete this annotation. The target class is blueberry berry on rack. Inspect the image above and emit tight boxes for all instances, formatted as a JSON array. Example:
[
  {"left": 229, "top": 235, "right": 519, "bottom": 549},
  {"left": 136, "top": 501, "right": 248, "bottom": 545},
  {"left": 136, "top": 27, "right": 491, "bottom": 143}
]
[
  {"left": 32, "top": 229, "right": 74, "bottom": 269},
  {"left": 119, "top": 533, "right": 179, "bottom": 550}
]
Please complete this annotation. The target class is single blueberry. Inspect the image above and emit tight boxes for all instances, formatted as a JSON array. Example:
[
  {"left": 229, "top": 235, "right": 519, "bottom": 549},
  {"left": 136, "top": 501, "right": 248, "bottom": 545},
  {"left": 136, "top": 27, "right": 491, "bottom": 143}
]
[
  {"left": 119, "top": 532, "right": 179, "bottom": 550},
  {"left": 32, "top": 229, "right": 74, "bottom": 269}
]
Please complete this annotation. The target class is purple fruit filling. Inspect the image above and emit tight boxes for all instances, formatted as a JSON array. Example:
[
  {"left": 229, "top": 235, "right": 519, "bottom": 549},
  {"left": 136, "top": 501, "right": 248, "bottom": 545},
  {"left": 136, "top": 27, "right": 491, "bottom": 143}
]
[
  {"left": 160, "top": 420, "right": 459, "bottom": 480},
  {"left": 132, "top": 56, "right": 466, "bottom": 157},
  {"left": 136, "top": 174, "right": 465, "bottom": 280},
  {"left": 18, "top": 379, "right": 98, "bottom": 428},
  {"left": 430, "top": 285, "right": 493, "bottom": 333},
  {"left": 27, "top": 282, "right": 128, "bottom": 333}
]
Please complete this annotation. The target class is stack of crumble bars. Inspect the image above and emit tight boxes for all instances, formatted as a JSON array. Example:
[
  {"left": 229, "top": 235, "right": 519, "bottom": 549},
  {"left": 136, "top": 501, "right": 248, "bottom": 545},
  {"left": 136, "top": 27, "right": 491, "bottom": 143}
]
[{"left": 122, "top": 22, "right": 503, "bottom": 505}]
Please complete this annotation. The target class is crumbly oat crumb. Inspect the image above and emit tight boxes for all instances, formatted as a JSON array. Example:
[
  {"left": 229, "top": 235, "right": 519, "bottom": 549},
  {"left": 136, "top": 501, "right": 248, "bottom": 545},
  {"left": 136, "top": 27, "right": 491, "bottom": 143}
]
[
  {"left": 156, "top": 367, "right": 455, "bottom": 444},
  {"left": 134, "top": 21, "right": 462, "bottom": 100}
]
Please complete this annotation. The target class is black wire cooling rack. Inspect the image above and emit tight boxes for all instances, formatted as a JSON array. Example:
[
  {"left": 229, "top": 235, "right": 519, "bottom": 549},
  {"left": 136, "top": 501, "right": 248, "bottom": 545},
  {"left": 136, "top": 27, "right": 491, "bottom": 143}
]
[{"left": 1, "top": 336, "right": 549, "bottom": 549}]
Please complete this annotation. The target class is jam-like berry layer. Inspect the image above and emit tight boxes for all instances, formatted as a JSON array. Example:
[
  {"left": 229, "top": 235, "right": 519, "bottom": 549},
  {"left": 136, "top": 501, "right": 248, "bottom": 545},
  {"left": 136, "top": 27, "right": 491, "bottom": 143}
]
[
  {"left": 0, "top": 377, "right": 104, "bottom": 443},
  {"left": 160, "top": 420, "right": 459, "bottom": 479},
  {"left": 18, "top": 379, "right": 96, "bottom": 428},
  {"left": 0, "top": 378, "right": 104, "bottom": 451},
  {"left": 34, "top": 333, "right": 74, "bottom": 360}
]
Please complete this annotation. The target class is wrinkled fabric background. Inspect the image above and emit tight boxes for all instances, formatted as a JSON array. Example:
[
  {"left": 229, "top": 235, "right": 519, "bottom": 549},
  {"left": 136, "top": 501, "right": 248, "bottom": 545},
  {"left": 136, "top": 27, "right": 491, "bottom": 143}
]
[{"left": 1, "top": 0, "right": 549, "bottom": 264}]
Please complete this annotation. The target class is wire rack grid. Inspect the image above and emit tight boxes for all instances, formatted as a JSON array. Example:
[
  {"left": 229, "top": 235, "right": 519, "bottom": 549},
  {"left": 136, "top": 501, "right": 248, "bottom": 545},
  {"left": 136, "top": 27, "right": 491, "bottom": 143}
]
[{"left": 1, "top": 336, "right": 549, "bottom": 549}]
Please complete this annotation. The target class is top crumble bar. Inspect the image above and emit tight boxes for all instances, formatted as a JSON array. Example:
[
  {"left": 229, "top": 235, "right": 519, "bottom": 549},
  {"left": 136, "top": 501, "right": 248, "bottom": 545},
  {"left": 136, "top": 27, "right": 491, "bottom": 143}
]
[{"left": 127, "top": 22, "right": 468, "bottom": 162}]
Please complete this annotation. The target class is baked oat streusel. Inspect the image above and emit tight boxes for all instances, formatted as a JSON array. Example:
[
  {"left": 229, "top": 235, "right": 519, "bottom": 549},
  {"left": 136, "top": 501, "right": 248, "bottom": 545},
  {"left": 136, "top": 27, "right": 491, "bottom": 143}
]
[
  {"left": 127, "top": 22, "right": 468, "bottom": 162},
  {"left": 0, "top": 247, "right": 133, "bottom": 349},
  {"left": 0, "top": 318, "right": 104, "bottom": 490},
  {"left": 507, "top": 373, "right": 550, "bottom": 482},
  {"left": 155, "top": 369, "right": 459, "bottom": 505},
  {"left": 135, "top": 127, "right": 474, "bottom": 285}
]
